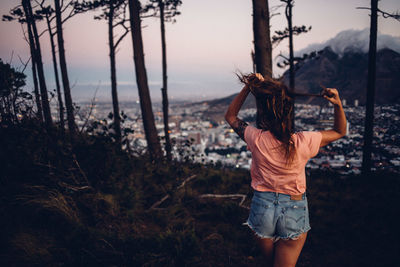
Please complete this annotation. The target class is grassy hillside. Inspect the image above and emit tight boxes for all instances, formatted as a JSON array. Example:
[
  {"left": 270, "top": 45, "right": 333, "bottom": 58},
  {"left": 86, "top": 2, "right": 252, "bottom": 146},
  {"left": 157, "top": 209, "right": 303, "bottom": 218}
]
[{"left": 1, "top": 120, "right": 399, "bottom": 266}]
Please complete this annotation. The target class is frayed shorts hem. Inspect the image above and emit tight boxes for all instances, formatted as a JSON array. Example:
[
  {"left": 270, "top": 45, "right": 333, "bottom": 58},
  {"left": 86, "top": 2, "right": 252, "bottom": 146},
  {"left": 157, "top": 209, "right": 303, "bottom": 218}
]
[{"left": 243, "top": 221, "right": 311, "bottom": 242}]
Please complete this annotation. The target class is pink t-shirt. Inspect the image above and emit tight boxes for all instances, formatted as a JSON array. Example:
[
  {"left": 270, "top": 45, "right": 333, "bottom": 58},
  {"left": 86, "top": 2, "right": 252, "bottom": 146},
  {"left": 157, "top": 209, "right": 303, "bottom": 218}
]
[{"left": 244, "top": 125, "right": 322, "bottom": 195}]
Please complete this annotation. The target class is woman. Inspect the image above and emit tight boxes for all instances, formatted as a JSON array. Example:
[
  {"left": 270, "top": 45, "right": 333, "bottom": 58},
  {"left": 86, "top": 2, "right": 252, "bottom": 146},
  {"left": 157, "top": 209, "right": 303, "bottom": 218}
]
[{"left": 225, "top": 73, "right": 347, "bottom": 266}]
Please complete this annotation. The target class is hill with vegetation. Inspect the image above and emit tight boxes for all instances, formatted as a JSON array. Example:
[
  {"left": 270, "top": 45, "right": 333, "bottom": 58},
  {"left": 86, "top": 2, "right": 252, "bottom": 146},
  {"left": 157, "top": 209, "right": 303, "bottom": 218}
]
[
  {"left": 287, "top": 47, "right": 400, "bottom": 105},
  {"left": 1, "top": 120, "right": 399, "bottom": 266}
]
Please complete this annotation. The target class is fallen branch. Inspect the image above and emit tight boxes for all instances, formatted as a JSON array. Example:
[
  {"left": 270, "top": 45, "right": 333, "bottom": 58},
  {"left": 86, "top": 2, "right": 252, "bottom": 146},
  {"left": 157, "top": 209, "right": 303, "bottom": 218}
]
[
  {"left": 58, "top": 181, "right": 92, "bottom": 192},
  {"left": 177, "top": 174, "right": 197, "bottom": 189},
  {"left": 100, "top": 238, "right": 116, "bottom": 251},
  {"left": 149, "top": 175, "right": 197, "bottom": 210},
  {"left": 81, "top": 248, "right": 101, "bottom": 264},
  {"left": 149, "top": 194, "right": 170, "bottom": 210},
  {"left": 34, "top": 162, "right": 58, "bottom": 170},
  {"left": 199, "top": 194, "right": 249, "bottom": 210}
]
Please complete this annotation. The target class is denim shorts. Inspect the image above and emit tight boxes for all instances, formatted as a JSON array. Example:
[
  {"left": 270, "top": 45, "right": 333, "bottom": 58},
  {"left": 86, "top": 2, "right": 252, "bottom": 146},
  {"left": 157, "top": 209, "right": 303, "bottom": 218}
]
[{"left": 244, "top": 190, "right": 311, "bottom": 241}]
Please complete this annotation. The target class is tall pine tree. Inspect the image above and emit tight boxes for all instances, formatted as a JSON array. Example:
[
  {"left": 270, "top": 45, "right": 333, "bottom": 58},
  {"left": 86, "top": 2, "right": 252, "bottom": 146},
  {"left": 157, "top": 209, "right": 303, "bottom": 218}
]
[
  {"left": 54, "top": 0, "right": 76, "bottom": 135},
  {"left": 362, "top": 0, "right": 378, "bottom": 174},
  {"left": 143, "top": 0, "right": 182, "bottom": 160},
  {"left": 128, "top": 0, "right": 162, "bottom": 160}
]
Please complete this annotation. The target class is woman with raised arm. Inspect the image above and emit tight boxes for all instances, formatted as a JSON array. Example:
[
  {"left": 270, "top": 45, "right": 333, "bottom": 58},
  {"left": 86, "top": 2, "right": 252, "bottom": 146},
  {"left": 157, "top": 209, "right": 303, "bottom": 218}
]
[{"left": 225, "top": 73, "right": 346, "bottom": 267}]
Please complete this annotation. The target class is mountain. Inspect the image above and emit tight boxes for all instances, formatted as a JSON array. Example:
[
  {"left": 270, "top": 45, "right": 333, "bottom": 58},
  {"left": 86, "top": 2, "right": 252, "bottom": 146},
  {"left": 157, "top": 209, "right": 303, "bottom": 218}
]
[
  {"left": 200, "top": 47, "right": 399, "bottom": 122},
  {"left": 198, "top": 29, "right": 400, "bottom": 121},
  {"left": 296, "top": 28, "right": 400, "bottom": 57},
  {"left": 288, "top": 47, "right": 400, "bottom": 105}
]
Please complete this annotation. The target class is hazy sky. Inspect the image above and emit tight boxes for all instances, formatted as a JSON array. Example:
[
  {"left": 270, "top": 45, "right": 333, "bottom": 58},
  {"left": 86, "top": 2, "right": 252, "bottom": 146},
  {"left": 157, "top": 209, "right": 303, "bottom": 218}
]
[{"left": 0, "top": 0, "right": 399, "bottom": 101}]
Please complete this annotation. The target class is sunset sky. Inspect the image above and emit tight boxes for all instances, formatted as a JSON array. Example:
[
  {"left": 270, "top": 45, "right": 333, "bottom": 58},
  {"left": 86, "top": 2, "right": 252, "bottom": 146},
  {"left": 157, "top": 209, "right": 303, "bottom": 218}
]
[{"left": 0, "top": 0, "right": 399, "bottom": 101}]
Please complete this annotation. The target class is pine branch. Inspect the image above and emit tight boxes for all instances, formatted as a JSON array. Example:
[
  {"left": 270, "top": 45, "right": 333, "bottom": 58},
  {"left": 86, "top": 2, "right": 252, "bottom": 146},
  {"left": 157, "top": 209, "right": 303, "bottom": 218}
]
[{"left": 357, "top": 7, "right": 400, "bottom": 22}]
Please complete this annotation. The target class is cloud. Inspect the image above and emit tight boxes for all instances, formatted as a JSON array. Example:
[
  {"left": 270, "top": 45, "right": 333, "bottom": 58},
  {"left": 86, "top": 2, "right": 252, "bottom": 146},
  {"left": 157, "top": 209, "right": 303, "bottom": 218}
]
[{"left": 296, "top": 28, "right": 400, "bottom": 56}]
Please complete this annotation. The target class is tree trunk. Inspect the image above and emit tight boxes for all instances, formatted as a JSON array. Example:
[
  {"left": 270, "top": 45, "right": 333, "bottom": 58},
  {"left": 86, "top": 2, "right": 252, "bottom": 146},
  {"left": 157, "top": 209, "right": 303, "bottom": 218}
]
[
  {"left": 362, "top": 0, "right": 378, "bottom": 174},
  {"left": 46, "top": 14, "right": 65, "bottom": 133},
  {"left": 252, "top": 0, "right": 272, "bottom": 77},
  {"left": 23, "top": 0, "right": 53, "bottom": 129},
  {"left": 54, "top": 0, "right": 76, "bottom": 135},
  {"left": 159, "top": 0, "right": 172, "bottom": 160},
  {"left": 25, "top": 13, "right": 43, "bottom": 122},
  {"left": 285, "top": 1, "right": 295, "bottom": 129},
  {"left": 128, "top": 0, "right": 162, "bottom": 160},
  {"left": 251, "top": 50, "right": 256, "bottom": 73},
  {"left": 109, "top": 1, "right": 122, "bottom": 143},
  {"left": 31, "top": 58, "right": 43, "bottom": 122},
  {"left": 286, "top": 2, "right": 295, "bottom": 91}
]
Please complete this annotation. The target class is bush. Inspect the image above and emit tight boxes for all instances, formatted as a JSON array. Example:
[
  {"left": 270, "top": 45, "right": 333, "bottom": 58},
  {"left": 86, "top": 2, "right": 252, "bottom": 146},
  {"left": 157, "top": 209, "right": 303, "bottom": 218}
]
[{"left": 1, "top": 120, "right": 399, "bottom": 266}]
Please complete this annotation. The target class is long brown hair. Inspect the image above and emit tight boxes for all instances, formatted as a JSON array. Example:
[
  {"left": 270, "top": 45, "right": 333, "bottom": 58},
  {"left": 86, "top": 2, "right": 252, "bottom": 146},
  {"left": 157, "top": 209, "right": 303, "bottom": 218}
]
[{"left": 240, "top": 73, "right": 296, "bottom": 164}]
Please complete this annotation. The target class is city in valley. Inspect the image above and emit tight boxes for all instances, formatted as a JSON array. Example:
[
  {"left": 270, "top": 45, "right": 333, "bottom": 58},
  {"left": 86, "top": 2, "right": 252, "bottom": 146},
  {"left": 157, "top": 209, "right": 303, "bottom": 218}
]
[{"left": 67, "top": 100, "right": 400, "bottom": 175}]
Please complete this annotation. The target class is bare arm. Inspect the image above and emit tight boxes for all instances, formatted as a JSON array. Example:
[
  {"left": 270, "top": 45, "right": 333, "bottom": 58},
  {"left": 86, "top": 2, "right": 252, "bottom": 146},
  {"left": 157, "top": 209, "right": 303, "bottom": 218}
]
[
  {"left": 224, "top": 84, "right": 251, "bottom": 141},
  {"left": 319, "top": 88, "right": 347, "bottom": 147}
]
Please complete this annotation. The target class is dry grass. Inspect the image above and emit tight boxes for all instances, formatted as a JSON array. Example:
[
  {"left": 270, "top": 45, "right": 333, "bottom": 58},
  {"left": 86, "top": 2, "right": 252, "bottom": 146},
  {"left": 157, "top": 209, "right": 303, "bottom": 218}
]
[
  {"left": 11, "top": 232, "right": 54, "bottom": 265},
  {"left": 17, "top": 185, "right": 81, "bottom": 225}
]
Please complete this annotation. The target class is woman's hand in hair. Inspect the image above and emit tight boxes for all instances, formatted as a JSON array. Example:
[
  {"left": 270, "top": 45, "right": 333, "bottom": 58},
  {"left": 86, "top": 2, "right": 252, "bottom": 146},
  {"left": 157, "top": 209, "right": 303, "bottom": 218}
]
[
  {"left": 323, "top": 88, "right": 342, "bottom": 106},
  {"left": 246, "top": 73, "right": 264, "bottom": 87},
  {"left": 319, "top": 88, "right": 347, "bottom": 147},
  {"left": 254, "top": 73, "right": 264, "bottom": 81}
]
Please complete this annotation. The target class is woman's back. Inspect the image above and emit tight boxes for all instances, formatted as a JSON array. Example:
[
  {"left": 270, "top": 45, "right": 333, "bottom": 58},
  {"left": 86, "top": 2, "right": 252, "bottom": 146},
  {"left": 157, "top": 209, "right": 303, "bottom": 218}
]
[
  {"left": 224, "top": 73, "right": 347, "bottom": 266},
  {"left": 244, "top": 125, "right": 322, "bottom": 195}
]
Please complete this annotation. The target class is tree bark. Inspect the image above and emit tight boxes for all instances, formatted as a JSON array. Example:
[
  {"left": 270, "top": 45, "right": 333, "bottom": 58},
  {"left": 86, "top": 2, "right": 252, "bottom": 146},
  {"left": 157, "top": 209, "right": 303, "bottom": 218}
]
[
  {"left": 108, "top": 0, "right": 122, "bottom": 143},
  {"left": 54, "top": 0, "right": 76, "bottom": 135},
  {"left": 45, "top": 13, "right": 65, "bottom": 132},
  {"left": 362, "top": 0, "right": 378, "bottom": 174},
  {"left": 285, "top": 1, "right": 295, "bottom": 91},
  {"left": 128, "top": 0, "right": 162, "bottom": 160},
  {"left": 252, "top": 0, "right": 272, "bottom": 77},
  {"left": 25, "top": 12, "right": 43, "bottom": 122},
  {"left": 284, "top": 1, "right": 295, "bottom": 129},
  {"left": 31, "top": 58, "right": 43, "bottom": 122},
  {"left": 159, "top": 0, "right": 172, "bottom": 160},
  {"left": 23, "top": 0, "right": 53, "bottom": 128}
]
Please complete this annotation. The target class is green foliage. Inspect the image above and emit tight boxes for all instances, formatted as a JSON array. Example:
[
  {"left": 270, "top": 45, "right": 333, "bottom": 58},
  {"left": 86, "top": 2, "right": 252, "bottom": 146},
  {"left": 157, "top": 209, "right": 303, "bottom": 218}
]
[
  {"left": 0, "top": 59, "right": 33, "bottom": 123},
  {"left": 142, "top": 0, "right": 183, "bottom": 22},
  {"left": 73, "top": 0, "right": 128, "bottom": 25},
  {"left": 272, "top": 25, "right": 312, "bottom": 46},
  {"left": 84, "top": 111, "right": 134, "bottom": 150}
]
